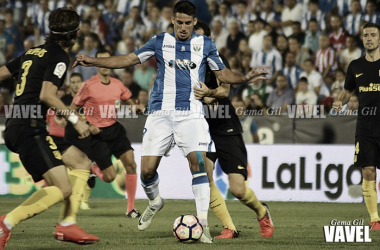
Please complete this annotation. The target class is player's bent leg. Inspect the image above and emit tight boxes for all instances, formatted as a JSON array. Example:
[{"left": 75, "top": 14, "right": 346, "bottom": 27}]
[
  {"left": 101, "top": 166, "right": 116, "bottom": 183},
  {"left": 55, "top": 146, "right": 98, "bottom": 244},
  {"left": 139, "top": 156, "right": 164, "bottom": 231},
  {"left": 188, "top": 151, "right": 212, "bottom": 243},
  {"left": 205, "top": 156, "right": 238, "bottom": 238},
  {"left": 119, "top": 150, "right": 140, "bottom": 218},
  {"left": 229, "top": 174, "right": 273, "bottom": 238},
  {"left": 362, "top": 166, "right": 380, "bottom": 230}
]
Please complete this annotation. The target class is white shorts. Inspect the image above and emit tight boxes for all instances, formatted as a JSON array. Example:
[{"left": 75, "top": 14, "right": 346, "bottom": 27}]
[{"left": 141, "top": 111, "right": 215, "bottom": 157}]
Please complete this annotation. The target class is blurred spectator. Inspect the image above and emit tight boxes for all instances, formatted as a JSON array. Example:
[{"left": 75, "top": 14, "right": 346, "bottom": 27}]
[
  {"left": 232, "top": 98, "right": 259, "bottom": 143},
  {"left": 121, "top": 69, "right": 141, "bottom": 98},
  {"left": 207, "top": 0, "right": 218, "bottom": 17},
  {"left": 122, "top": 6, "right": 147, "bottom": 47},
  {"left": 145, "top": 4, "right": 170, "bottom": 39},
  {"left": 23, "top": 38, "right": 35, "bottom": 52},
  {"left": 315, "top": 34, "right": 337, "bottom": 79},
  {"left": 137, "top": 89, "right": 149, "bottom": 108},
  {"left": 74, "top": 33, "right": 99, "bottom": 81},
  {"left": 0, "top": 20, "right": 14, "bottom": 62},
  {"left": 242, "top": 80, "right": 273, "bottom": 109},
  {"left": 291, "top": 21, "right": 305, "bottom": 44},
  {"left": 281, "top": 51, "right": 304, "bottom": 89},
  {"left": 25, "top": 0, "right": 40, "bottom": 38},
  {"left": 295, "top": 77, "right": 317, "bottom": 105},
  {"left": 211, "top": 1, "right": 236, "bottom": 30},
  {"left": 103, "top": 0, "right": 121, "bottom": 46},
  {"left": 302, "top": 18, "right": 321, "bottom": 54},
  {"left": 260, "top": 0, "right": 278, "bottom": 25},
  {"left": 235, "top": 38, "right": 252, "bottom": 68},
  {"left": 133, "top": 61, "right": 156, "bottom": 90},
  {"left": 331, "top": 68, "right": 345, "bottom": 92},
  {"left": 240, "top": 55, "right": 252, "bottom": 74},
  {"left": 248, "top": 18, "right": 266, "bottom": 53},
  {"left": 300, "top": 59, "right": 324, "bottom": 96},
  {"left": 211, "top": 20, "right": 229, "bottom": 52},
  {"left": 362, "top": 0, "right": 380, "bottom": 25},
  {"left": 319, "top": 0, "right": 337, "bottom": 14},
  {"left": 226, "top": 21, "right": 246, "bottom": 56},
  {"left": 337, "top": 0, "right": 350, "bottom": 17},
  {"left": 116, "top": 0, "right": 142, "bottom": 18},
  {"left": 48, "top": 0, "right": 65, "bottom": 10},
  {"left": 266, "top": 75, "right": 294, "bottom": 113},
  {"left": 246, "top": 20, "right": 255, "bottom": 39},
  {"left": 116, "top": 36, "right": 137, "bottom": 56},
  {"left": 89, "top": 3, "right": 107, "bottom": 44},
  {"left": 338, "top": 35, "right": 362, "bottom": 72},
  {"left": 344, "top": 0, "right": 363, "bottom": 36},
  {"left": 235, "top": 0, "right": 256, "bottom": 35},
  {"left": 329, "top": 14, "right": 349, "bottom": 54},
  {"left": 280, "top": 0, "right": 303, "bottom": 37},
  {"left": 289, "top": 35, "right": 310, "bottom": 67},
  {"left": 161, "top": 5, "right": 173, "bottom": 28},
  {"left": 251, "top": 0, "right": 264, "bottom": 14},
  {"left": 301, "top": 0, "right": 326, "bottom": 32},
  {"left": 66, "top": 0, "right": 88, "bottom": 19},
  {"left": 4, "top": 9, "right": 23, "bottom": 58},
  {"left": 251, "top": 34, "right": 282, "bottom": 86},
  {"left": 276, "top": 34, "right": 289, "bottom": 65},
  {"left": 34, "top": 0, "right": 50, "bottom": 45},
  {"left": 72, "top": 19, "right": 92, "bottom": 53}
]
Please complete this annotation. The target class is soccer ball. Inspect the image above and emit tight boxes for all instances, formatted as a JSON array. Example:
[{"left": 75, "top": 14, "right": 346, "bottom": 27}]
[{"left": 173, "top": 214, "right": 203, "bottom": 243}]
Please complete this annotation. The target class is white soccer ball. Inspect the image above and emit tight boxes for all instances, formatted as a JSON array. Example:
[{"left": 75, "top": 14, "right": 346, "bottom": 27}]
[{"left": 173, "top": 214, "right": 203, "bottom": 243}]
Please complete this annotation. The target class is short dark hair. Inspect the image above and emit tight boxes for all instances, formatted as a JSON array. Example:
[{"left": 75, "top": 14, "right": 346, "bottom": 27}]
[
  {"left": 194, "top": 21, "right": 211, "bottom": 37},
  {"left": 96, "top": 49, "right": 111, "bottom": 57},
  {"left": 309, "top": 0, "right": 319, "bottom": 5},
  {"left": 237, "top": 0, "right": 247, "bottom": 6},
  {"left": 70, "top": 72, "right": 83, "bottom": 81},
  {"left": 309, "top": 18, "right": 318, "bottom": 24},
  {"left": 299, "top": 77, "right": 308, "bottom": 84},
  {"left": 173, "top": 1, "right": 196, "bottom": 17},
  {"left": 304, "top": 58, "right": 314, "bottom": 64},
  {"left": 363, "top": 22, "right": 380, "bottom": 33},
  {"left": 81, "top": 19, "right": 91, "bottom": 26},
  {"left": 46, "top": 8, "right": 80, "bottom": 48}
]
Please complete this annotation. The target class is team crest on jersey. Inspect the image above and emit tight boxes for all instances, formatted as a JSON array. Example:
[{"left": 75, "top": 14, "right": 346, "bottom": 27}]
[
  {"left": 53, "top": 62, "right": 66, "bottom": 79},
  {"left": 192, "top": 44, "right": 202, "bottom": 52},
  {"left": 168, "top": 59, "right": 197, "bottom": 70}
]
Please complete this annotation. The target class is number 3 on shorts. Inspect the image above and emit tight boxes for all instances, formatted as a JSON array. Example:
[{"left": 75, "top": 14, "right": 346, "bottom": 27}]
[{"left": 16, "top": 60, "right": 33, "bottom": 96}]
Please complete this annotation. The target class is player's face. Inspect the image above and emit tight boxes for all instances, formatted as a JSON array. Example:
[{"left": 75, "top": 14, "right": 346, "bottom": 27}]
[
  {"left": 69, "top": 76, "right": 82, "bottom": 95},
  {"left": 362, "top": 27, "right": 380, "bottom": 52},
  {"left": 172, "top": 13, "right": 197, "bottom": 41}
]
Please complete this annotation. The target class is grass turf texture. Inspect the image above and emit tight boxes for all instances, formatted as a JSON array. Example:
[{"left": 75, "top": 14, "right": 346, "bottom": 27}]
[{"left": 0, "top": 198, "right": 377, "bottom": 249}]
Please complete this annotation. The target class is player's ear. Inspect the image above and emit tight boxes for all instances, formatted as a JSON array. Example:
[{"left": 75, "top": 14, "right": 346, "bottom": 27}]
[
  {"left": 171, "top": 15, "right": 175, "bottom": 25},
  {"left": 193, "top": 17, "right": 198, "bottom": 26}
]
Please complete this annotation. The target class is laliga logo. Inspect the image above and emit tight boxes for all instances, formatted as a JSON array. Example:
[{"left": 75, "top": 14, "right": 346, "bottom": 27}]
[{"left": 323, "top": 219, "right": 371, "bottom": 243}]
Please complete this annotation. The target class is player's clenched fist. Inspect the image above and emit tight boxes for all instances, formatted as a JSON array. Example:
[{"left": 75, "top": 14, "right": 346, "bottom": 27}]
[
  {"left": 74, "top": 54, "right": 94, "bottom": 67},
  {"left": 73, "top": 119, "right": 90, "bottom": 138},
  {"left": 332, "top": 101, "right": 343, "bottom": 112}
]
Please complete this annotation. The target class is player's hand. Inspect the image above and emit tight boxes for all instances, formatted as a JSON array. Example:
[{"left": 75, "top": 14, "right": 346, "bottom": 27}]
[
  {"left": 245, "top": 67, "right": 269, "bottom": 82},
  {"left": 193, "top": 80, "right": 211, "bottom": 100},
  {"left": 73, "top": 54, "right": 95, "bottom": 67},
  {"left": 89, "top": 124, "right": 101, "bottom": 135},
  {"left": 203, "top": 97, "right": 216, "bottom": 104},
  {"left": 54, "top": 116, "right": 67, "bottom": 127},
  {"left": 73, "top": 119, "right": 90, "bottom": 139},
  {"left": 332, "top": 101, "right": 343, "bottom": 113}
]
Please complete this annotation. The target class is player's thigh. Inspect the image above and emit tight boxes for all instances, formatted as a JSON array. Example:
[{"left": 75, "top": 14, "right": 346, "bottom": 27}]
[
  {"left": 91, "top": 135, "right": 113, "bottom": 171},
  {"left": 64, "top": 123, "right": 95, "bottom": 161},
  {"left": 142, "top": 113, "right": 175, "bottom": 156},
  {"left": 354, "top": 136, "right": 378, "bottom": 171},
  {"left": 228, "top": 173, "right": 246, "bottom": 198},
  {"left": 214, "top": 134, "right": 248, "bottom": 180},
  {"left": 174, "top": 115, "right": 213, "bottom": 157},
  {"left": 62, "top": 145, "right": 91, "bottom": 170}
]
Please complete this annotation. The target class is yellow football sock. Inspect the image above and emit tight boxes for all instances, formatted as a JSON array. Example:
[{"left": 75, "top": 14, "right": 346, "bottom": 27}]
[
  {"left": 82, "top": 184, "right": 92, "bottom": 203},
  {"left": 59, "top": 169, "right": 89, "bottom": 223},
  {"left": 5, "top": 186, "right": 64, "bottom": 227},
  {"left": 362, "top": 179, "right": 380, "bottom": 222},
  {"left": 210, "top": 181, "right": 236, "bottom": 230},
  {"left": 240, "top": 182, "right": 266, "bottom": 219}
]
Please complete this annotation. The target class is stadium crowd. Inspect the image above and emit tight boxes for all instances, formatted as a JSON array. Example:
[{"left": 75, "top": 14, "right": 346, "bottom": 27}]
[{"left": 0, "top": 0, "right": 378, "bottom": 114}]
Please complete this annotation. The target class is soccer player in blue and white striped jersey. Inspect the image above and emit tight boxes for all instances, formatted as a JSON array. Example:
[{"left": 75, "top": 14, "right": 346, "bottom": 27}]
[{"left": 75, "top": 1, "right": 266, "bottom": 243}]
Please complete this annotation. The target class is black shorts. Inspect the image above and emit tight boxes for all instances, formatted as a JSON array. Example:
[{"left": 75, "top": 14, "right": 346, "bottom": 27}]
[
  {"left": 65, "top": 122, "right": 133, "bottom": 170},
  {"left": 354, "top": 136, "right": 380, "bottom": 168},
  {"left": 4, "top": 125, "right": 64, "bottom": 182},
  {"left": 206, "top": 134, "right": 248, "bottom": 179},
  {"left": 50, "top": 135, "right": 71, "bottom": 153}
]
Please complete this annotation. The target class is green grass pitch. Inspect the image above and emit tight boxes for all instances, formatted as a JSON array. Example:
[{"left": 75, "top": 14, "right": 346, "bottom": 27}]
[{"left": 0, "top": 198, "right": 378, "bottom": 249}]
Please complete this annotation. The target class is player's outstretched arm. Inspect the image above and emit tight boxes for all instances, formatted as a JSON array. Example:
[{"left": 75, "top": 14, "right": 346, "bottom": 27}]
[
  {"left": 332, "top": 89, "right": 353, "bottom": 112},
  {"left": 214, "top": 67, "right": 268, "bottom": 85},
  {"left": 74, "top": 53, "right": 141, "bottom": 69},
  {"left": 0, "top": 65, "right": 12, "bottom": 82}
]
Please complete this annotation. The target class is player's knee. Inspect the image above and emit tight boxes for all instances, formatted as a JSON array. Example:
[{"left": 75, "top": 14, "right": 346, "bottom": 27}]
[
  {"left": 141, "top": 167, "right": 155, "bottom": 180},
  {"left": 362, "top": 167, "right": 376, "bottom": 181},
  {"left": 229, "top": 184, "right": 245, "bottom": 200},
  {"left": 103, "top": 172, "right": 116, "bottom": 183},
  {"left": 59, "top": 186, "right": 72, "bottom": 200}
]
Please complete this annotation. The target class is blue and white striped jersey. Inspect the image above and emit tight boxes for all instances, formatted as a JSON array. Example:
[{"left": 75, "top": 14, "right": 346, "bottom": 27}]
[{"left": 134, "top": 32, "right": 225, "bottom": 113}]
